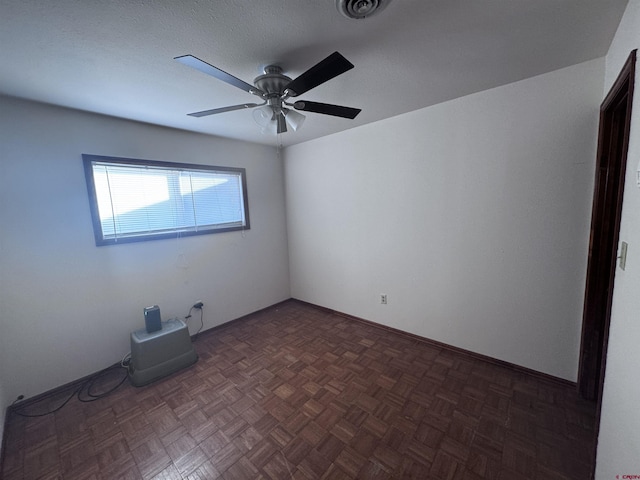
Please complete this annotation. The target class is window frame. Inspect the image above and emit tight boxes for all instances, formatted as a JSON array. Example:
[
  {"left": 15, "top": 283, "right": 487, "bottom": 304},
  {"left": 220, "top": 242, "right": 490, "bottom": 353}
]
[{"left": 82, "top": 154, "right": 250, "bottom": 246}]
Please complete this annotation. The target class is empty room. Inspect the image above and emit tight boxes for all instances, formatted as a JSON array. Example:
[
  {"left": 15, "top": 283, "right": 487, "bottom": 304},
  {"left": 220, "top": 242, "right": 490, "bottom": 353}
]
[{"left": 1, "top": 1, "right": 640, "bottom": 479}]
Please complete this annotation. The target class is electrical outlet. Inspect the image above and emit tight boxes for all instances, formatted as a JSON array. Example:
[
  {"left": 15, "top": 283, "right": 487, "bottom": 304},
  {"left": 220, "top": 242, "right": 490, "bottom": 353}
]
[
  {"left": 380, "top": 294, "right": 388, "bottom": 304},
  {"left": 193, "top": 301, "right": 204, "bottom": 309}
]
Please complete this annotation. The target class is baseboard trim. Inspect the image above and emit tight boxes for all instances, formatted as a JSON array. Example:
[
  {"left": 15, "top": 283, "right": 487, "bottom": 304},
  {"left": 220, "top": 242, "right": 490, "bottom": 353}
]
[
  {"left": 6, "top": 297, "right": 575, "bottom": 421},
  {"left": 7, "top": 299, "right": 295, "bottom": 414},
  {"left": 191, "top": 298, "right": 294, "bottom": 341},
  {"left": 7, "top": 362, "right": 124, "bottom": 416},
  {"left": 293, "top": 298, "right": 577, "bottom": 389}
]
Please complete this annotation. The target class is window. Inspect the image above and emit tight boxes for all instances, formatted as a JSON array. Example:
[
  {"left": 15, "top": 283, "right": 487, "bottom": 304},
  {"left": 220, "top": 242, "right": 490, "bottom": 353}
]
[{"left": 82, "top": 154, "right": 249, "bottom": 246}]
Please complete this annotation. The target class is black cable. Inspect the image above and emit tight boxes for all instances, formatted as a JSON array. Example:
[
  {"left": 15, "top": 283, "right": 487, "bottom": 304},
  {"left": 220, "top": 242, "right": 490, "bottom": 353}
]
[
  {"left": 79, "top": 365, "right": 128, "bottom": 402},
  {"left": 11, "top": 387, "right": 78, "bottom": 418},
  {"left": 195, "top": 307, "right": 204, "bottom": 338},
  {"left": 13, "top": 301, "right": 201, "bottom": 418},
  {"left": 185, "top": 305, "right": 204, "bottom": 340},
  {"left": 11, "top": 363, "right": 129, "bottom": 417}
]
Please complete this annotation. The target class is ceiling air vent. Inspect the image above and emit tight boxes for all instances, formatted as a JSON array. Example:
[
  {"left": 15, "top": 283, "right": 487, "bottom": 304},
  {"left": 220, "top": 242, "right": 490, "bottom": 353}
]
[{"left": 336, "top": 0, "right": 392, "bottom": 19}]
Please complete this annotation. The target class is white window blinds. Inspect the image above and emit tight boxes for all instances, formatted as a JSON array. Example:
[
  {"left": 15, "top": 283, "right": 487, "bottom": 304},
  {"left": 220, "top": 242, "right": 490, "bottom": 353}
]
[{"left": 83, "top": 155, "right": 249, "bottom": 245}]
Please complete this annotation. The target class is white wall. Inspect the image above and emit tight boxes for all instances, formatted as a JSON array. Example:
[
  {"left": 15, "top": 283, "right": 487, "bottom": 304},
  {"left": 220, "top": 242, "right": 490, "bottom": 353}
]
[
  {"left": 595, "top": 0, "right": 640, "bottom": 477},
  {"left": 0, "top": 96, "right": 290, "bottom": 420},
  {"left": 285, "top": 58, "right": 603, "bottom": 381}
]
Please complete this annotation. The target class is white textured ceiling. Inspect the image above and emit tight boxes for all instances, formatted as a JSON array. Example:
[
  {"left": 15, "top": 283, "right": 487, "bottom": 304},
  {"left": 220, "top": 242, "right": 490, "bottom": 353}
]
[{"left": 0, "top": 0, "right": 629, "bottom": 147}]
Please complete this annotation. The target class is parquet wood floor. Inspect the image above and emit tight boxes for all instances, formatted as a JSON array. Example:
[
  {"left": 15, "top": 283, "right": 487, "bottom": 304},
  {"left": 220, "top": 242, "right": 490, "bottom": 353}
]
[{"left": 1, "top": 300, "right": 596, "bottom": 479}]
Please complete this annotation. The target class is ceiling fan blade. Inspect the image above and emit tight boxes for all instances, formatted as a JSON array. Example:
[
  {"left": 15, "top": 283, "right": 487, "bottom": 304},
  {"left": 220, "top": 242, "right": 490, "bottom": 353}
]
[
  {"left": 187, "top": 103, "right": 260, "bottom": 118},
  {"left": 175, "top": 55, "right": 264, "bottom": 96},
  {"left": 293, "top": 101, "right": 361, "bottom": 119},
  {"left": 284, "top": 52, "right": 354, "bottom": 97}
]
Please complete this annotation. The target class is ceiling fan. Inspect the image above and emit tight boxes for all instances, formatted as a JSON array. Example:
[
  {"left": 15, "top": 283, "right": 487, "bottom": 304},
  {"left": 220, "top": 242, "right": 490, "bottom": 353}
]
[{"left": 175, "top": 51, "right": 362, "bottom": 134}]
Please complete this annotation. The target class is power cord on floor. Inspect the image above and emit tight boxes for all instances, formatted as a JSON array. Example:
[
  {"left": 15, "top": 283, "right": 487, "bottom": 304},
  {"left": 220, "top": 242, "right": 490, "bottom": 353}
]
[
  {"left": 121, "top": 351, "right": 132, "bottom": 368},
  {"left": 12, "top": 301, "right": 203, "bottom": 417},
  {"left": 11, "top": 361, "right": 129, "bottom": 418}
]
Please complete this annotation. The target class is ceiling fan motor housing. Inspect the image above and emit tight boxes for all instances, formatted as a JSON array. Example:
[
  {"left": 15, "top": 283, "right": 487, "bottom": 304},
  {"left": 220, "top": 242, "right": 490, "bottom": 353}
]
[
  {"left": 254, "top": 65, "right": 292, "bottom": 96},
  {"left": 336, "top": 0, "right": 392, "bottom": 19}
]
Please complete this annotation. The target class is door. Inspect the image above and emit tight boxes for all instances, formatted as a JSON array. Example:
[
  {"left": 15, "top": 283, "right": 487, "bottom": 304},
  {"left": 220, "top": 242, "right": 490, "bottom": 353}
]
[
  {"left": 578, "top": 51, "right": 636, "bottom": 480},
  {"left": 577, "top": 50, "right": 635, "bottom": 398}
]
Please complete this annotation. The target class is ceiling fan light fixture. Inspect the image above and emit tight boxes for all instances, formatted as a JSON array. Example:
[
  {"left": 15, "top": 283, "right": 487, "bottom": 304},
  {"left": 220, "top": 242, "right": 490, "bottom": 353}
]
[
  {"left": 253, "top": 105, "right": 293, "bottom": 135},
  {"left": 252, "top": 105, "right": 277, "bottom": 135},
  {"left": 252, "top": 105, "right": 275, "bottom": 127},
  {"left": 260, "top": 119, "right": 279, "bottom": 136},
  {"left": 284, "top": 108, "right": 306, "bottom": 131},
  {"left": 336, "top": 0, "right": 392, "bottom": 19}
]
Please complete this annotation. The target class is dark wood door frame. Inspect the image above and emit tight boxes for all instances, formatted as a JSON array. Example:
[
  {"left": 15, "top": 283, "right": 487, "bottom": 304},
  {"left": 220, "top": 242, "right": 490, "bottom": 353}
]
[{"left": 577, "top": 49, "right": 636, "bottom": 478}]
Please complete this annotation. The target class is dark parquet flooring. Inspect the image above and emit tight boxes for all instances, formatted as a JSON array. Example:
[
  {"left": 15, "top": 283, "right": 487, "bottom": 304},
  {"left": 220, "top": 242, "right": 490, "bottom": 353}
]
[{"left": 1, "top": 300, "right": 596, "bottom": 479}]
